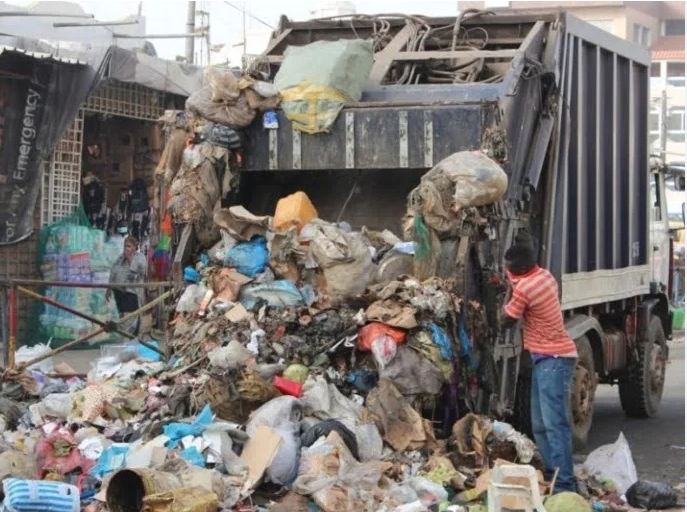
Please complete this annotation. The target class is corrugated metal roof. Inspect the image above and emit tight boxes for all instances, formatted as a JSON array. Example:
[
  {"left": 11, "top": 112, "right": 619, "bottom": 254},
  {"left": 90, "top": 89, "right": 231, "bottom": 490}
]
[{"left": 0, "top": 45, "right": 85, "bottom": 65}]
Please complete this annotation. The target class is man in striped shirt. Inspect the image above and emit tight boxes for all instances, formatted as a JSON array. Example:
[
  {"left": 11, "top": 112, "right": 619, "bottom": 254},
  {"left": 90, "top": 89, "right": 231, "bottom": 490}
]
[{"left": 501, "top": 233, "right": 578, "bottom": 494}]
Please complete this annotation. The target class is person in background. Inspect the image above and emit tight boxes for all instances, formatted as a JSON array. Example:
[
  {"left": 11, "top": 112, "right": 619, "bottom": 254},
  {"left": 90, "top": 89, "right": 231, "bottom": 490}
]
[
  {"left": 500, "top": 232, "right": 578, "bottom": 494},
  {"left": 106, "top": 236, "right": 147, "bottom": 336}
]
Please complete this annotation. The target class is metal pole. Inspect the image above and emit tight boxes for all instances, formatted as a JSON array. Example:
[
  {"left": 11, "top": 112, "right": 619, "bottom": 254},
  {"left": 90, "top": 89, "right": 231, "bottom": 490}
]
[
  {"left": 660, "top": 88, "right": 668, "bottom": 166},
  {"left": 16, "top": 290, "right": 173, "bottom": 369},
  {"left": 186, "top": 1, "right": 196, "bottom": 63},
  {"left": 0, "top": 279, "right": 173, "bottom": 289},
  {"left": 8, "top": 286, "right": 16, "bottom": 368},
  {"left": 16, "top": 286, "right": 149, "bottom": 346}
]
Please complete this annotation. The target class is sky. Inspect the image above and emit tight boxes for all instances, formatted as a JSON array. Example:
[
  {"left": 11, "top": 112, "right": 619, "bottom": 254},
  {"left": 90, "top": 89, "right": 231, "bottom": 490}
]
[{"left": 8, "top": 1, "right": 460, "bottom": 62}]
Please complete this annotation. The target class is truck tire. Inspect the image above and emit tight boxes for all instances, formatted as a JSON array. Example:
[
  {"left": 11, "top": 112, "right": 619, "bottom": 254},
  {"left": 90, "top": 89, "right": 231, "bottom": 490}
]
[
  {"left": 571, "top": 336, "right": 595, "bottom": 450},
  {"left": 619, "top": 316, "right": 667, "bottom": 418}
]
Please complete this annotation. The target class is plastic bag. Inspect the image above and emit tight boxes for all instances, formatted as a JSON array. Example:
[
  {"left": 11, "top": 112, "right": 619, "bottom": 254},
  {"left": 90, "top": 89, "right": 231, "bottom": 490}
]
[
  {"left": 182, "top": 147, "right": 203, "bottom": 170},
  {"left": 491, "top": 421, "right": 537, "bottom": 464},
  {"left": 275, "top": 40, "right": 374, "bottom": 134},
  {"left": 371, "top": 335, "right": 398, "bottom": 369},
  {"left": 36, "top": 433, "right": 95, "bottom": 477},
  {"left": 206, "top": 67, "right": 240, "bottom": 103},
  {"left": 2, "top": 478, "right": 80, "bottom": 512},
  {"left": 239, "top": 280, "right": 304, "bottom": 309},
  {"left": 176, "top": 284, "right": 208, "bottom": 313},
  {"left": 90, "top": 444, "right": 129, "bottom": 480},
  {"left": 353, "top": 423, "right": 384, "bottom": 462},
  {"left": 406, "top": 477, "right": 449, "bottom": 505},
  {"left": 626, "top": 480, "right": 679, "bottom": 510},
  {"left": 420, "top": 151, "right": 507, "bottom": 211},
  {"left": 163, "top": 404, "right": 213, "bottom": 448},
  {"left": 357, "top": 323, "right": 406, "bottom": 352},
  {"left": 427, "top": 323, "right": 453, "bottom": 360},
  {"left": 224, "top": 236, "right": 269, "bottom": 278},
  {"left": 301, "top": 420, "right": 359, "bottom": 461},
  {"left": 15, "top": 344, "right": 54, "bottom": 373},
  {"left": 246, "top": 397, "right": 302, "bottom": 486},
  {"left": 39, "top": 393, "right": 73, "bottom": 420},
  {"left": 308, "top": 221, "right": 375, "bottom": 302},
  {"left": 186, "top": 86, "right": 256, "bottom": 129},
  {"left": 252, "top": 81, "right": 279, "bottom": 98},
  {"left": 583, "top": 432, "right": 637, "bottom": 495},
  {"left": 200, "top": 122, "right": 243, "bottom": 150}
]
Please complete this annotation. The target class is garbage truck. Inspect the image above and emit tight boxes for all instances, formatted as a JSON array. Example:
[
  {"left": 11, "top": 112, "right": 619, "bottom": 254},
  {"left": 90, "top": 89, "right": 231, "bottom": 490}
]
[{"left": 195, "top": 11, "right": 679, "bottom": 447}]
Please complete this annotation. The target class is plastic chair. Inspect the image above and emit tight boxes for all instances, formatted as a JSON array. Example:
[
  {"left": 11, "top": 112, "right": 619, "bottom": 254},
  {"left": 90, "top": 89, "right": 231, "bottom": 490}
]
[{"left": 487, "top": 464, "right": 547, "bottom": 512}]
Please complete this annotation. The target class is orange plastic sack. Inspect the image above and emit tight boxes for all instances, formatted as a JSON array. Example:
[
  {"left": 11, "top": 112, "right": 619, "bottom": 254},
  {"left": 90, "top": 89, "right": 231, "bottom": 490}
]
[
  {"left": 274, "top": 191, "right": 318, "bottom": 233},
  {"left": 357, "top": 323, "right": 406, "bottom": 352}
]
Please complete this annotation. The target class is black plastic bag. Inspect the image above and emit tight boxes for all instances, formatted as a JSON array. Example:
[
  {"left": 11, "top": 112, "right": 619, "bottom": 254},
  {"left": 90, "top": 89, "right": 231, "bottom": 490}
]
[
  {"left": 201, "top": 122, "right": 244, "bottom": 149},
  {"left": 626, "top": 480, "right": 679, "bottom": 510},
  {"left": 301, "top": 420, "right": 359, "bottom": 461}
]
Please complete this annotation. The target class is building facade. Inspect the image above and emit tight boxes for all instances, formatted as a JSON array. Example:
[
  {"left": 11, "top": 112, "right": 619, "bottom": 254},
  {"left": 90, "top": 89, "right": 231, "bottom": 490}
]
[{"left": 459, "top": 1, "right": 685, "bottom": 163}]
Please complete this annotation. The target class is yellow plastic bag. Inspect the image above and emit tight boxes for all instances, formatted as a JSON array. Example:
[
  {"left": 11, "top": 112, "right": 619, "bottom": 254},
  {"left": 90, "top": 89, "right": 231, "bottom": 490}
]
[{"left": 280, "top": 83, "right": 349, "bottom": 134}]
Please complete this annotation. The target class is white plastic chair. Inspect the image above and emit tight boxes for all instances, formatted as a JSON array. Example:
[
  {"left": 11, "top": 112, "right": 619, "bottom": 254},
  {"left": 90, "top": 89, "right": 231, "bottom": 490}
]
[{"left": 487, "top": 464, "right": 547, "bottom": 512}]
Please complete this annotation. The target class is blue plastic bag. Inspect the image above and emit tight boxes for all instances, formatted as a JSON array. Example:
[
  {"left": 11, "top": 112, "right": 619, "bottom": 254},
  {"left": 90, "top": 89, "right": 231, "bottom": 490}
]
[
  {"left": 427, "top": 323, "right": 453, "bottom": 360},
  {"left": 179, "top": 446, "right": 206, "bottom": 467},
  {"left": 224, "top": 236, "right": 270, "bottom": 278},
  {"left": 90, "top": 444, "right": 129, "bottom": 480},
  {"left": 163, "top": 404, "right": 213, "bottom": 448},
  {"left": 240, "top": 280, "right": 304, "bottom": 309}
]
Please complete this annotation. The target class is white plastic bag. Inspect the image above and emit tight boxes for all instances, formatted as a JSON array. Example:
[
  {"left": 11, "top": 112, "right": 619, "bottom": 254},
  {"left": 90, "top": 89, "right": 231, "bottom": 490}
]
[
  {"left": 176, "top": 284, "right": 207, "bottom": 313},
  {"left": 246, "top": 396, "right": 302, "bottom": 486},
  {"left": 15, "top": 342, "right": 53, "bottom": 373},
  {"left": 353, "top": 423, "right": 384, "bottom": 462},
  {"left": 371, "top": 336, "right": 398, "bottom": 370},
  {"left": 430, "top": 150, "right": 508, "bottom": 209},
  {"left": 583, "top": 432, "right": 637, "bottom": 495},
  {"left": 39, "top": 393, "right": 73, "bottom": 420}
]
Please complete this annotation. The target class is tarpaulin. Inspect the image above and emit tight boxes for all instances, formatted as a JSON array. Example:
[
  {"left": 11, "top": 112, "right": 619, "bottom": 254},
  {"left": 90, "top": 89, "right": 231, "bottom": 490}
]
[
  {"left": 0, "top": 47, "right": 96, "bottom": 244},
  {"left": 0, "top": 35, "right": 206, "bottom": 244}
]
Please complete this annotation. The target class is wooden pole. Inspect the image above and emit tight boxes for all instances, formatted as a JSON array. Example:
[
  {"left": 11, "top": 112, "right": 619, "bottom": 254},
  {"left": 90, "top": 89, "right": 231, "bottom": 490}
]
[{"left": 7, "top": 286, "right": 16, "bottom": 368}]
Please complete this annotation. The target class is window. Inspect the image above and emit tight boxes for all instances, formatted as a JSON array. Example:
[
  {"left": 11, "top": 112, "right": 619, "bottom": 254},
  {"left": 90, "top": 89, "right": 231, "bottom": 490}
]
[
  {"left": 664, "top": 19, "right": 685, "bottom": 36},
  {"left": 588, "top": 19, "right": 613, "bottom": 33},
  {"left": 651, "top": 62, "right": 662, "bottom": 77},
  {"left": 667, "top": 107, "right": 685, "bottom": 133},
  {"left": 633, "top": 23, "right": 651, "bottom": 46},
  {"left": 667, "top": 62, "right": 685, "bottom": 87}
]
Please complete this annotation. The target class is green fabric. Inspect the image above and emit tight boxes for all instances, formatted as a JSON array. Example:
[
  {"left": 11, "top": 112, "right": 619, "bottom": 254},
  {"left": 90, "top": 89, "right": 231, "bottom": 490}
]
[{"left": 274, "top": 39, "right": 374, "bottom": 101}]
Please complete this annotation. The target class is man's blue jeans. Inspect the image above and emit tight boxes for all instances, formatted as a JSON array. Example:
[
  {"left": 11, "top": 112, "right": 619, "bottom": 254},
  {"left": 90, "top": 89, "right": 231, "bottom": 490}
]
[{"left": 531, "top": 356, "right": 577, "bottom": 493}]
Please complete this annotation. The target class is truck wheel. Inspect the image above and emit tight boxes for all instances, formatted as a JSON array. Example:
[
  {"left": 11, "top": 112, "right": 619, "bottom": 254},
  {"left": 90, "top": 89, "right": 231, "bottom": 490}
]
[
  {"left": 619, "top": 316, "right": 667, "bottom": 418},
  {"left": 571, "top": 336, "right": 595, "bottom": 450}
]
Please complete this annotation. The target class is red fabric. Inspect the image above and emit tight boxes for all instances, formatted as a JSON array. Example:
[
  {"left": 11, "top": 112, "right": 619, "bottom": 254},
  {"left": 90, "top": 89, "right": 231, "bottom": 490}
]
[
  {"left": 357, "top": 323, "right": 406, "bottom": 352},
  {"left": 504, "top": 267, "right": 577, "bottom": 356}
]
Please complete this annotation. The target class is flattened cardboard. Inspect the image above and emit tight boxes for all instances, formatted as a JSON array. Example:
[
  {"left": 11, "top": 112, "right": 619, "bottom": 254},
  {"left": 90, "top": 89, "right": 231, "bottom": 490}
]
[{"left": 239, "top": 425, "right": 282, "bottom": 490}]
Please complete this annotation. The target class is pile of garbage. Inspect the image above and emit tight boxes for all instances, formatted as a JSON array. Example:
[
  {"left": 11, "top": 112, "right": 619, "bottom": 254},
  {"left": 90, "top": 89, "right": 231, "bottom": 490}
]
[{"left": 1, "top": 188, "right": 683, "bottom": 512}]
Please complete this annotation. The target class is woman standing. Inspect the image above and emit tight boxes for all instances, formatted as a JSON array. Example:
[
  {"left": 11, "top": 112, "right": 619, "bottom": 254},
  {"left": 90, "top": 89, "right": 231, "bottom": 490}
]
[{"left": 106, "top": 236, "right": 147, "bottom": 335}]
